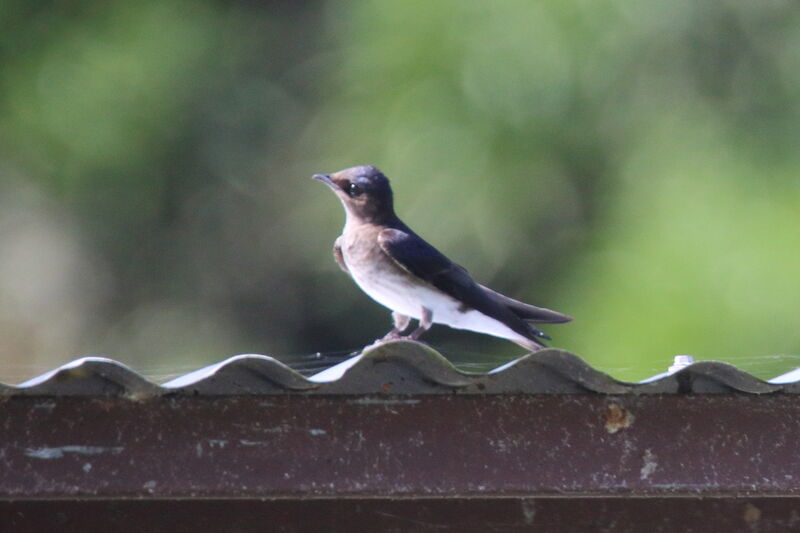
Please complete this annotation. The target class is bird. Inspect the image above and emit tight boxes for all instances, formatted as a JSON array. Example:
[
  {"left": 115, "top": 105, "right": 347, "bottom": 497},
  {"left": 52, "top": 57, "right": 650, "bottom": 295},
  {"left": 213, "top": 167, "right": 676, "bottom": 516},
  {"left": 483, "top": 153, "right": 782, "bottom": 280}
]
[{"left": 313, "top": 165, "right": 571, "bottom": 351}]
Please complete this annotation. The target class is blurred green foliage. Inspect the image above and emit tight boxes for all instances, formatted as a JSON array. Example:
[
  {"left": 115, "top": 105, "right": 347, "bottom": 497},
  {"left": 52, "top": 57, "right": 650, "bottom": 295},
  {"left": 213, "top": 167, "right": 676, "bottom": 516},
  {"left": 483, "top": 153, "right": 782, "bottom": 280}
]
[{"left": 1, "top": 0, "right": 799, "bottom": 382}]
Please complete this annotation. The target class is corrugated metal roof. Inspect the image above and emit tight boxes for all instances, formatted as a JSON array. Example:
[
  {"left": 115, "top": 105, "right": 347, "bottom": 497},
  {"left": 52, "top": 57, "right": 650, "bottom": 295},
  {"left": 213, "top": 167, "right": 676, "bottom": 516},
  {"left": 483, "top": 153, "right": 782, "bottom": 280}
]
[
  {"left": 4, "top": 339, "right": 800, "bottom": 529},
  {"left": 2, "top": 340, "right": 797, "bottom": 397}
]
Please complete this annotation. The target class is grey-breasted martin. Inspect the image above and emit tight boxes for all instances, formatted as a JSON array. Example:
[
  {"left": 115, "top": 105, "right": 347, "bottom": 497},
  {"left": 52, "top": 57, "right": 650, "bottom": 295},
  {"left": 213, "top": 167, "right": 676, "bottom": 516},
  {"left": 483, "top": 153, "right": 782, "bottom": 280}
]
[{"left": 314, "top": 165, "right": 572, "bottom": 351}]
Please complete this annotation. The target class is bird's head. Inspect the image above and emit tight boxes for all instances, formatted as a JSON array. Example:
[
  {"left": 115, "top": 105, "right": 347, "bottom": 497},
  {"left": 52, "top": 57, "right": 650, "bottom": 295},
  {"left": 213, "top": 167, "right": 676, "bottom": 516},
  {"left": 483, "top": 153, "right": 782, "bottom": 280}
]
[{"left": 314, "top": 165, "right": 396, "bottom": 223}]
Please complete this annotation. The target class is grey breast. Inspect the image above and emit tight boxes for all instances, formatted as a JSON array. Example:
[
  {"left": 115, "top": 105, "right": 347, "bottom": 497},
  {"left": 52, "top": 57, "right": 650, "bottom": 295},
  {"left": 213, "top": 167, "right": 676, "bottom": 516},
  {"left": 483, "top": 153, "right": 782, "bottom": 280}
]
[{"left": 344, "top": 224, "right": 405, "bottom": 279}]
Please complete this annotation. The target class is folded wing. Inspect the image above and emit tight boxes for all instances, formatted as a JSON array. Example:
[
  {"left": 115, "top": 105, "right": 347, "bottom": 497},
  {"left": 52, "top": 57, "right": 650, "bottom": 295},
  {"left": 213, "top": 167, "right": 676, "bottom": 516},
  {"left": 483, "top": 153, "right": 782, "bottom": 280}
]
[
  {"left": 377, "top": 227, "right": 558, "bottom": 341},
  {"left": 479, "top": 286, "right": 572, "bottom": 324}
]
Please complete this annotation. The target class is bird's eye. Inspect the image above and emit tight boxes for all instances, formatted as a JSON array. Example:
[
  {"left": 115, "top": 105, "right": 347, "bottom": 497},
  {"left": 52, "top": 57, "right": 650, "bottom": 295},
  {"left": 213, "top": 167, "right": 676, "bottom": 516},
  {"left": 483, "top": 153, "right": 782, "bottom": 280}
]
[{"left": 348, "top": 183, "right": 364, "bottom": 197}]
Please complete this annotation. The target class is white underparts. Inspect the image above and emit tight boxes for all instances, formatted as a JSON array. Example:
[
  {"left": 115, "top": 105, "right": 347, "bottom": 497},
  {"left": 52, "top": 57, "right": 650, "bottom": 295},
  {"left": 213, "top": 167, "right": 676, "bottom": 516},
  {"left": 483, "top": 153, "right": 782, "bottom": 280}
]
[{"left": 348, "top": 266, "right": 530, "bottom": 345}]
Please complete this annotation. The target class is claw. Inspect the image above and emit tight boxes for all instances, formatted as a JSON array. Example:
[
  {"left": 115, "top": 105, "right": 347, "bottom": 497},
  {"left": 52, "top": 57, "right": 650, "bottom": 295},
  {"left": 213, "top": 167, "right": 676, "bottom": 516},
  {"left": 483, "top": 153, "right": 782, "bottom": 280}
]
[{"left": 378, "top": 331, "right": 403, "bottom": 342}]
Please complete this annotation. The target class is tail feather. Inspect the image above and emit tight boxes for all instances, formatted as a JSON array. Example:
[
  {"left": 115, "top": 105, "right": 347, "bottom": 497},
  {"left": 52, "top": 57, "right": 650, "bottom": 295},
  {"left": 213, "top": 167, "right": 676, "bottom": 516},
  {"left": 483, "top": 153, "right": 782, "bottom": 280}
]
[
  {"left": 480, "top": 285, "right": 573, "bottom": 324},
  {"left": 529, "top": 325, "right": 551, "bottom": 341},
  {"left": 512, "top": 336, "right": 546, "bottom": 352}
]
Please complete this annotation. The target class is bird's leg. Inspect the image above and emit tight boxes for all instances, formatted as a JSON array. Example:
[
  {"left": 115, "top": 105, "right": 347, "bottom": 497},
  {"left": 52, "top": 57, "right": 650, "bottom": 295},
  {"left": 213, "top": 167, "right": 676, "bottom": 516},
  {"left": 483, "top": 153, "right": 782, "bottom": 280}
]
[
  {"left": 380, "top": 311, "right": 412, "bottom": 341},
  {"left": 407, "top": 307, "right": 433, "bottom": 341}
]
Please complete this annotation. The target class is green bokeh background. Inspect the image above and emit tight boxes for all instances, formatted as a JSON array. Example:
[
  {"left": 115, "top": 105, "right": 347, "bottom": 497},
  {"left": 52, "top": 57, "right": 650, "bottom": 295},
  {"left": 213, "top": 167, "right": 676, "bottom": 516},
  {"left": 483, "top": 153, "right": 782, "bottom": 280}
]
[{"left": 1, "top": 0, "right": 799, "bottom": 382}]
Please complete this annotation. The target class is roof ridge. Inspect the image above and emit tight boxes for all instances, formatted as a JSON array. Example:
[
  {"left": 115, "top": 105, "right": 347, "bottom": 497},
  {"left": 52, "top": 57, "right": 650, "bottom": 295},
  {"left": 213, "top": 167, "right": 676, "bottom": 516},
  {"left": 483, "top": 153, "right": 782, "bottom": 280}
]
[{"left": 1, "top": 341, "right": 792, "bottom": 397}]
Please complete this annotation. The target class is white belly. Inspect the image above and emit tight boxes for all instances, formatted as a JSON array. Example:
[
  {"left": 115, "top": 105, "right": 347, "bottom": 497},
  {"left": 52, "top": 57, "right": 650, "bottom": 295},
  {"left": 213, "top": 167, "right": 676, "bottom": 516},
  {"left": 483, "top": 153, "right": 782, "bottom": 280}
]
[{"left": 347, "top": 259, "right": 528, "bottom": 344}]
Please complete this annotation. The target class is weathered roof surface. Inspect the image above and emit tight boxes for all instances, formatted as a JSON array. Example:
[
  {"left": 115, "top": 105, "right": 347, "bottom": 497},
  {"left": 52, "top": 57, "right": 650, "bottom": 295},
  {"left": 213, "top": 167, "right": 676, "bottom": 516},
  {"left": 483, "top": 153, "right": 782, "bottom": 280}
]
[
  {"left": 4, "top": 340, "right": 800, "bottom": 531},
  {"left": 2, "top": 340, "right": 797, "bottom": 397}
]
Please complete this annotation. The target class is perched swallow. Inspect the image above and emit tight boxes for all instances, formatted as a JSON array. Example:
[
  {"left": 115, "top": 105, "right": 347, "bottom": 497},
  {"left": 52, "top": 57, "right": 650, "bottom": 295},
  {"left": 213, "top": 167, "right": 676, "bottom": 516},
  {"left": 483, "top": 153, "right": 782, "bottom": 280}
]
[{"left": 314, "top": 165, "right": 571, "bottom": 351}]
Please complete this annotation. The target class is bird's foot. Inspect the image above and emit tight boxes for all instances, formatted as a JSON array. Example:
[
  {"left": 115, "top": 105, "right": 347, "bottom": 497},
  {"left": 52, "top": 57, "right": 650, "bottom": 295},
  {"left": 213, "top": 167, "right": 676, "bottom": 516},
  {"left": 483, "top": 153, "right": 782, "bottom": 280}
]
[
  {"left": 407, "top": 330, "right": 426, "bottom": 341},
  {"left": 375, "top": 330, "right": 403, "bottom": 344},
  {"left": 370, "top": 335, "right": 430, "bottom": 347}
]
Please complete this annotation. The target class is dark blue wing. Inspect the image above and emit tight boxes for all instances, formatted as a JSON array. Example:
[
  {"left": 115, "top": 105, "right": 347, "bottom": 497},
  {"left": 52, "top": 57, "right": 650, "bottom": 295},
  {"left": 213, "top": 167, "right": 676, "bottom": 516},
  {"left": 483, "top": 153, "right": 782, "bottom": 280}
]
[
  {"left": 377, "top": 228, "right": 549, "bottom": 340},
  {"left": 377, "top": 228, "right": 475, "bottom": 297}
]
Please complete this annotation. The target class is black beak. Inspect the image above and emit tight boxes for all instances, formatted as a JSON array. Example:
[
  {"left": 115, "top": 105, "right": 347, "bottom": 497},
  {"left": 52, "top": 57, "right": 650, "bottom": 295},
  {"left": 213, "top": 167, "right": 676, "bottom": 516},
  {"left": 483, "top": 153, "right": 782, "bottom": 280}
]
[{"left": 313, "top": 173, "right": 341, "bottom": 192}]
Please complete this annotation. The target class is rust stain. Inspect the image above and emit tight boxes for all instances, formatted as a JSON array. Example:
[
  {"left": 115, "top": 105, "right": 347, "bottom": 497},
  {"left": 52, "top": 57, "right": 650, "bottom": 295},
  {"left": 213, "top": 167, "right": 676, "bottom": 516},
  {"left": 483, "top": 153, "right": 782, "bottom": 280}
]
[
  {"left": 605, "top": 403, "right": 634, "bottom": 434},
  {"left": 743, "top": 502, "right": 762, "bottom": 524}
]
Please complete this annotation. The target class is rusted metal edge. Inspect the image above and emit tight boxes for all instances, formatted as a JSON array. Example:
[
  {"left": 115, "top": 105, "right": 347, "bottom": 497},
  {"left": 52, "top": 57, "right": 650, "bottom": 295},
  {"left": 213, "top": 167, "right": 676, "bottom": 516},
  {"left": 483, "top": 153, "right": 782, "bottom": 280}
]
[
  {"left": 2, "top": 394, "right": 799, "bottom": 500},
  {"left": 0, "top": 340, "right": 794, "bottom": 397},
  {"left": 3, "top": 498, "right": 798, "bottom": 533}
]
